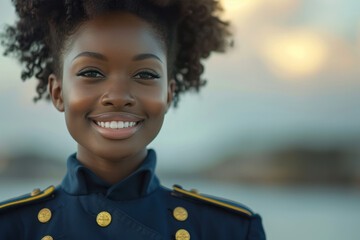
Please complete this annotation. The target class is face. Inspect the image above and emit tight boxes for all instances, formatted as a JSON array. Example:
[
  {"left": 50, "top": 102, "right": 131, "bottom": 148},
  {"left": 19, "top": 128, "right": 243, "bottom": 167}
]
[{"left": 49, "top": 12, "right": 175, "bottom": 162}]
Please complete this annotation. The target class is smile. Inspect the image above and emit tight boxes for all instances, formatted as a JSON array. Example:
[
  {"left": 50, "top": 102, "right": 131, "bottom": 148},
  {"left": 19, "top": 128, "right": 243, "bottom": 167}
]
[
  {"left": 90, "top": 119, "right": 143, "bottom": 140},
  {"left": 95, "top": 120, "right": 139, "bottom": 129}
]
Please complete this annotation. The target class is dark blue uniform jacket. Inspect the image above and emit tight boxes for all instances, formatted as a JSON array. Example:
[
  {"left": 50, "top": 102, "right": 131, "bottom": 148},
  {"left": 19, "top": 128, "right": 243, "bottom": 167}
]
[{"left": 0, "top": 149, "right": 266, "bottom": 240}]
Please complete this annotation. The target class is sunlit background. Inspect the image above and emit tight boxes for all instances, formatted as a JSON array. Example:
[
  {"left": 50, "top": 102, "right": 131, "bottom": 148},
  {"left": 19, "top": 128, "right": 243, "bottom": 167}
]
[{"left": 1, "top": 0, "right": 360, "bottom": 239}]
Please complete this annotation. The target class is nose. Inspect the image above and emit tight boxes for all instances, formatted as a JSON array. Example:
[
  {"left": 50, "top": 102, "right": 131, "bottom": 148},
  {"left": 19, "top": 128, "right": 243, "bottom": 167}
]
[{"left": 100, "top": 79, "right": 136, "bottom": 108}]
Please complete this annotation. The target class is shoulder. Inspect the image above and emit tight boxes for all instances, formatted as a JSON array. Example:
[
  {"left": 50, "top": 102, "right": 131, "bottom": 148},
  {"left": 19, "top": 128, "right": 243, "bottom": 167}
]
[
  {"left": 0, "top": 185, "right": 56, "bottom": 214},
  {"left": 160, "top": 184, "right": 266, "bottom": 239},
  {"left": 171, "top": 184, "right": 254, "bottom": 217},
  {"left": 0, "top": 185, "right": 58, "bottom": 239}
]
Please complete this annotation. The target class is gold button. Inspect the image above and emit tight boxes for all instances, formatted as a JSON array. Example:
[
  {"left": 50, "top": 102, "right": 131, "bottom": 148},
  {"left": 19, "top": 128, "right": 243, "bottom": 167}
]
[
  {"left": 175, "top": 229, "right": 190, "bottom": 240},
  {"left": 38, "top": 208, "right": 52, "bottom": 223},
  {"left": 173, "top": 207, "right": 188, "bottom": 221},
  {"left": 31, "top": 188, "right": 41, "bottom": 196},
  {"left": 96, "top": 211, "right": 112, "bottom": 227},
  {"left": 41, "top": 236, "right": 53, "bottom": 240},
  {"left": 190, "top": 189, "right": 199, "bottom": 194}
]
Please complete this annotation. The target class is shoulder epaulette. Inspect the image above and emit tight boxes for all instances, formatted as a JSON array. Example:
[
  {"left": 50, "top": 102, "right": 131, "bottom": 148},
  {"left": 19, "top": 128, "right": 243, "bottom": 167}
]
[
  {"left": 172, "top": 185, "right": 254, "bottom": 217},
  {"left": 0, "top": 185, "right": 56, "bottom": 213}
]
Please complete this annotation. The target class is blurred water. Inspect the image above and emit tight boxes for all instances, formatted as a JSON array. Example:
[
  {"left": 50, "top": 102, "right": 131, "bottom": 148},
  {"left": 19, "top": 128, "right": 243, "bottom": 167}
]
[{"left": 1, "top": 177, "right": 359, "bottom": 240}]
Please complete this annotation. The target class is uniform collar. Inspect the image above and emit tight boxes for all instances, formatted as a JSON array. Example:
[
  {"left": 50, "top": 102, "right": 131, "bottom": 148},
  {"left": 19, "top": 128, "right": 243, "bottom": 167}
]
[{"left": 61, "top": 149, "right": 160, "bottom": 201}]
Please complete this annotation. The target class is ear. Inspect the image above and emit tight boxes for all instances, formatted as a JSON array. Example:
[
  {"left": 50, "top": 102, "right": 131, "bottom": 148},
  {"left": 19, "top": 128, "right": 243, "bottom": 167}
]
[
  {"left": 165, "top": 79, "right": 176, "bottom": 113},
  {"left": 48, "top": 73, "right": 64, "bottom": 112}
]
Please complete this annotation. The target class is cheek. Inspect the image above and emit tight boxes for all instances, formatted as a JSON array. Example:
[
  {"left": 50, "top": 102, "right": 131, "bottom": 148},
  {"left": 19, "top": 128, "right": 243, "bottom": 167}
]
[
  {"left": 145, "top": 98, "right": 167, "bottom": 119},
  {"left": 62, "top": 81, "right": 99, "bottom": 125},
  {"left": 137, "top": 84, "right": 168, "bottom": 117}
]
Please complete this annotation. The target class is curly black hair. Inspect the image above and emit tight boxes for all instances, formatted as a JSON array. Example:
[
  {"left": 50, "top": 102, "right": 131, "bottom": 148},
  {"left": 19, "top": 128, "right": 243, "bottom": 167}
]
[{"left": 1, "top": 0, "right": 232, "bottom": 107}]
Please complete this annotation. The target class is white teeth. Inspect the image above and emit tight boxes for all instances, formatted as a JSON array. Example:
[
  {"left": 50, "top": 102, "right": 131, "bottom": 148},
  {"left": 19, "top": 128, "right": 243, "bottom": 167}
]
[
  {"left": 96, "top": 121, "right": 138, "bottom": 129},
  {"left": 110, "top": 121, "right": 117, "bottom": 129}
]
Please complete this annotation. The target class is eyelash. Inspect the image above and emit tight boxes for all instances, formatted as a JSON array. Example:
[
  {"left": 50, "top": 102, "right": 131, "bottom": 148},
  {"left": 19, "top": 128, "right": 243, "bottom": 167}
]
[
  {"left": 133, "top": 71, "right": 160, "bottom": 80},
  {"left": 77, "top": 69, "right": 104, "bottom": 78},
  {"left": 76, "top": 70, "right": 160, "bottom": 80}
]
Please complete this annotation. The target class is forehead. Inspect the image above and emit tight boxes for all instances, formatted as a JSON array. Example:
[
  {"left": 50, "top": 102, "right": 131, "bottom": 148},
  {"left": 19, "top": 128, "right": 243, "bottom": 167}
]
[{"left": 63, "top": 12, "right": 166, "bottom": 60}]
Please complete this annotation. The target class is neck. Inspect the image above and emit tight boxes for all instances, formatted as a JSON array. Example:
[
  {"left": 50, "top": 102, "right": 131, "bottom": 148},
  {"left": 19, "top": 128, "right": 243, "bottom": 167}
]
[{"left": 76, "top": 145, "right": 148, "bottom": 184}]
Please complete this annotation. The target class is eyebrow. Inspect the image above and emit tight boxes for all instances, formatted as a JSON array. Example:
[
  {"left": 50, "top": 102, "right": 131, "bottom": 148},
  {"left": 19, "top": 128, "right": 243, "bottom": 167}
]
[
  {"left": 133, "top": 53, "right": 163, "bottom": 63},
  {"left": 72, "top": 52, "right": 163, "bottom": 63},
  {"left": 72, "top": 52, "right": 108, "bottom": 62}
]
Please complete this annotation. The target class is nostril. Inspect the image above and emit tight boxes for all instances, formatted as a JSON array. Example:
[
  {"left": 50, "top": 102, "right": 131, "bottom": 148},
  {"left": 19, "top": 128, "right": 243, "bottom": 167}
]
[
  {"left": 100, "top": 91, "right": 136, "bottom": 108},
  {"left": 101, "top": 99, "right": 135, "bottom": 108}
]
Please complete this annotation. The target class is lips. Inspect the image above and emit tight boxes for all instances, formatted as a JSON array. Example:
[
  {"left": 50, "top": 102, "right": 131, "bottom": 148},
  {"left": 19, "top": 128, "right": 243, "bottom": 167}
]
[
  {"left": 88, "top": 112, "right": 145, "bottom": 140},
  {"left": 88, "top": 111, "right": 145, "bottom": 122}
]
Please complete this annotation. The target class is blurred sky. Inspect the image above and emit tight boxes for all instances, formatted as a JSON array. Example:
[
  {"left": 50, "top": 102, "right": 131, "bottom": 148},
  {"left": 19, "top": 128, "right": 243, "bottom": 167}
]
[{"left": 0, "top": 0, "right": 360, "bottom": 172}]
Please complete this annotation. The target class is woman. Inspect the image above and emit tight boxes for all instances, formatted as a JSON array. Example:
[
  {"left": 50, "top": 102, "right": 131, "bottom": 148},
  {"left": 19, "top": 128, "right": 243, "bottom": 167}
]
[{"left": 0, "top": 0, "right": 265, "bottom": 239}]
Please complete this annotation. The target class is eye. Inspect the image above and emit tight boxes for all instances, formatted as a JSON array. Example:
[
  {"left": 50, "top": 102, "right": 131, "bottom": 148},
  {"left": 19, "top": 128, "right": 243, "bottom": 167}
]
[
  {"left": 77, "top": 69, "right": 104, "bottom": 78},
  {"left": 133, "top": 71, "right": 160, "bottom": 80}
]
